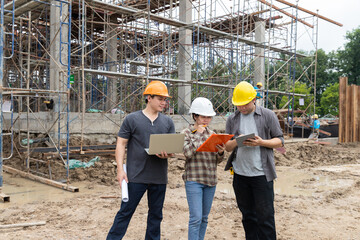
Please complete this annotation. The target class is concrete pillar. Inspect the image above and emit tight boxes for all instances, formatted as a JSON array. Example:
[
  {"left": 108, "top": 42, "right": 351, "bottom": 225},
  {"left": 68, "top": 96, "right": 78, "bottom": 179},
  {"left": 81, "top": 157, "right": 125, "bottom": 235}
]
[
  {"left": 0, "top": 17, "right": 4, "bottom": 87},
  {"left": 254, "top": 21, "right": 265, "bottom": 107},
  {"left": 129, "top": 43, "right": 139, "bottom": 112},
  {"left": 178, "top": 0, "right": 192, "bottom": 115},
  {"left": 105, "top": 15, "right": 118, "bottom": 111},
  {"left": 0, "top": 19, "right": 3, "bottom": 188},
  {"left": 50, "top": 1, "right": 68, "bottom": 112},
  {"left": 49, "top": 1, "right": 68, "bottom": 140}
]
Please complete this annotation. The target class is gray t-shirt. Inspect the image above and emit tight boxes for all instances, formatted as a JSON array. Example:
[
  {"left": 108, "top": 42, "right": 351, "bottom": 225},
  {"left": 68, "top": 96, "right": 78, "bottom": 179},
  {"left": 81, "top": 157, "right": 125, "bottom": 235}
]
[
  {"left": 225, "top": 106, "right": 284, "bottom": 181},
  {"left": 233, "top": 112, "right": 264, "bottom": 176},
  {"left": 118, "top": 110, "right": 175, "bottom": 184}
]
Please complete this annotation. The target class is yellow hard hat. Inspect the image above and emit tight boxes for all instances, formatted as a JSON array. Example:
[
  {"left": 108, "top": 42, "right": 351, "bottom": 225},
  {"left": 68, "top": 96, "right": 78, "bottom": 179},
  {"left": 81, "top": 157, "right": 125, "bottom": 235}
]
[
  {"left": 232, "top": 81, "right": 257, "bottom": 106},
  {"left": 143, "top": 81, "right": 171, "bottom": 98},
  {"left": 256, "top": 82, "right": 263, "bottom": 87},
  {"left": 312, "top": 114, "right": 318, "bottom": 119}
]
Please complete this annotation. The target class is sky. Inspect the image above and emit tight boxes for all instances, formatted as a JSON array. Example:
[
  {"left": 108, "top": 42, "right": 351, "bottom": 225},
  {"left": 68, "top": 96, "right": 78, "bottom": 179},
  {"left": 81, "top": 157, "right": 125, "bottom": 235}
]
[{"left": 294, "top": 0, "right": 360, "bottom": 53}]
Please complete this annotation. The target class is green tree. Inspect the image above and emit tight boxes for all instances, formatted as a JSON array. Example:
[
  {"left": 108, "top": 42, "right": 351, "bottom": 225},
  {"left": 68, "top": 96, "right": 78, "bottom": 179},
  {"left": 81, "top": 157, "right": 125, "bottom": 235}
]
[
  {"left": 294, "top": 49, "right": 335, "bottom": 102},
  {"left": 327, "top": 50, "right": 342, "bottom": 81},
  {"left": 319, "top": 83, "right": 339, "bottom": 116},
  {"left": 279, "top": 82, "right": 312, "bottom": 113},
  {"left": 337, "top": 27, "right": 360, "bottom": 85},
  {"left": 314, "top": 50, "right": 332, "bottom": 91}
]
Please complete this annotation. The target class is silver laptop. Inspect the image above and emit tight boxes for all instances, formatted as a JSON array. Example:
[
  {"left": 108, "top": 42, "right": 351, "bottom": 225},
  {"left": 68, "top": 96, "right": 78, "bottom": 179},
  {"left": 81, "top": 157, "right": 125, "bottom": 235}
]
[{"left": 145, "top": 133, "right": 185, "bottom": 155}]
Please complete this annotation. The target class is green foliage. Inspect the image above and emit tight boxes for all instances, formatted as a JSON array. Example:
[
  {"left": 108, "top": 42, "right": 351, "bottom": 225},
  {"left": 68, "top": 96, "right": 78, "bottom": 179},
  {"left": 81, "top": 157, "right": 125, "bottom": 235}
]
[
  {"left": 279, "top": 82, "right": 312, "bottom": 112},
  {"left": 319, "top": 83, "right": 339, "bottom": 116},
  {"left": 175, "top": 26, "right": 360, "bottom": 115},
  {"left": 337, "top": 27, "right": 360, "bottom": 85},
  {"left": 190, "top": 58, "right": 233, "bottom": 113}
]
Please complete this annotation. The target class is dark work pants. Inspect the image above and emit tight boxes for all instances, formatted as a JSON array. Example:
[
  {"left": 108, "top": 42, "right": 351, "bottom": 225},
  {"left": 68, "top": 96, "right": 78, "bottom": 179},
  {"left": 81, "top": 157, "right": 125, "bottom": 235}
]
[
  {"left": 107, "top": 182, "right": 166, "bottom": 240},
  {"left": 233, "top": 174, "right": 276, "bottom": 240}
]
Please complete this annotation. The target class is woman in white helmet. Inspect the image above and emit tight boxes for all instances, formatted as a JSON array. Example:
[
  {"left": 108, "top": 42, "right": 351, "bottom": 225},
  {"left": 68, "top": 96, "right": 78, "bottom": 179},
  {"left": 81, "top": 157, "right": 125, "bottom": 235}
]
[{"left": 181, "top": 97, "right": 225, "bottom": 240}]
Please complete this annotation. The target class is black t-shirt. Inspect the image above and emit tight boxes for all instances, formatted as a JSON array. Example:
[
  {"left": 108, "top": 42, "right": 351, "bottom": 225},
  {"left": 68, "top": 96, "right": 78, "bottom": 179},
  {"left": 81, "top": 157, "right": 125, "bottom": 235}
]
[{"left": 118, "top": 110, "right": 175, "bottom": 184}]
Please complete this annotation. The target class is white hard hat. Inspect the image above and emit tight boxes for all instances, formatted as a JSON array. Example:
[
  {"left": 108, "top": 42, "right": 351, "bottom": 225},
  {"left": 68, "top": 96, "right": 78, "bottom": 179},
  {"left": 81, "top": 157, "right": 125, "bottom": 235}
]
[{"left": 189, "top": 97, "right": 216, "bottom": 116}]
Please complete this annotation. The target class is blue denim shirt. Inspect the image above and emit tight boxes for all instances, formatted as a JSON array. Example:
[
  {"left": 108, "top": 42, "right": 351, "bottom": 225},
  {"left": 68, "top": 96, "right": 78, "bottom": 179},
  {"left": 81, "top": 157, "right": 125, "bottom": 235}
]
[{"left": 225, "top": 105, "right": 284, "bottom": 181}]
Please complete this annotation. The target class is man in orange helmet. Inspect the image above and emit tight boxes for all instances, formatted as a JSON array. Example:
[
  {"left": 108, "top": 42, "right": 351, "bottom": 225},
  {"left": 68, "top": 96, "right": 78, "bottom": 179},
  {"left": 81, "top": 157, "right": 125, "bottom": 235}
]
[
  {"left": 224, "top": 81, "right": 284, "bottom": 240},
  {"left": 107, "top": 81, "right": 175, "bottom": 240}
]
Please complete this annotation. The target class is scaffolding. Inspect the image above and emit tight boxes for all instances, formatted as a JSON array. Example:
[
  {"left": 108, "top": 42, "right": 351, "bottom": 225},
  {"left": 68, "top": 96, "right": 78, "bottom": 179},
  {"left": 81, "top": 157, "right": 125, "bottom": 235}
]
[{"left": 0, "top": 0, "right": 342, "bottom": 201}]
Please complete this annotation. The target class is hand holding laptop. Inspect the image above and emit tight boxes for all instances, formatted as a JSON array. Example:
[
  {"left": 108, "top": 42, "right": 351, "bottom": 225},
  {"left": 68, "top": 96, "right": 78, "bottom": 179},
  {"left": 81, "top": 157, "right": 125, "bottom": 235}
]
[
  {"left": 156, "top": 152, "right": 175, "bottom": 159},
  {"left": 145, "top": 133, "right": 185, "bottom": 155}
]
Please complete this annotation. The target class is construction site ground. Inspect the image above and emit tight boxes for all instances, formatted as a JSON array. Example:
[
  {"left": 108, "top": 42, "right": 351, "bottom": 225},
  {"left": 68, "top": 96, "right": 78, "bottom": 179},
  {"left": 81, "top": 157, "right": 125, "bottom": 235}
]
[{"left": 1, "top": 140, "right": 360, "bottom": 239}]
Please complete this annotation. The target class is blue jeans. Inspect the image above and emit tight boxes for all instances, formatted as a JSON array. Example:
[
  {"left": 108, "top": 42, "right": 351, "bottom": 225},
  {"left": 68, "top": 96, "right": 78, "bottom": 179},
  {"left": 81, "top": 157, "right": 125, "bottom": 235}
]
[
  {"left": 185, "top": 181, "right": 216, "bottom": 240},
  {"left": 107, "top": 182, "right": 166, "bottom": 240},
  {"left": 233, "top": 174, "right": 276, "bottom": 240}
]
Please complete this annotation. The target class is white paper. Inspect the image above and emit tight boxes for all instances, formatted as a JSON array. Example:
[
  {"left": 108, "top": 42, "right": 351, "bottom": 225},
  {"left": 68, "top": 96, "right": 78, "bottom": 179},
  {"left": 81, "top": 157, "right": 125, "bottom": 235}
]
[
  {"left": 121, "top": 164, "right": 129, "bottom": 202},
  {"left": 299, "top": 98, "right": 304, "bottom": 106},
  {"left": 2, "top": 101, "right": 11, "bottom": 112}
]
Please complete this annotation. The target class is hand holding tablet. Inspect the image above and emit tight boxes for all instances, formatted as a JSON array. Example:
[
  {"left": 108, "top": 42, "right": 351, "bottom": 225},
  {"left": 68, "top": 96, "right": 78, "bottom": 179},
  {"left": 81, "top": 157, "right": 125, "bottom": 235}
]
[{"left": 235, "top": 133, "right": 256, "bottom": 147}]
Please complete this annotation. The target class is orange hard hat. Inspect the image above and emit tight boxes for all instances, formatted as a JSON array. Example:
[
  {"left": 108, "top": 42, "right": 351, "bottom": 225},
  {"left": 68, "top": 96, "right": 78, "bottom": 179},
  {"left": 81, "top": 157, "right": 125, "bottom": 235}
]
[{"left": 143, "top": 81, "right": 171, "bottom": 98}]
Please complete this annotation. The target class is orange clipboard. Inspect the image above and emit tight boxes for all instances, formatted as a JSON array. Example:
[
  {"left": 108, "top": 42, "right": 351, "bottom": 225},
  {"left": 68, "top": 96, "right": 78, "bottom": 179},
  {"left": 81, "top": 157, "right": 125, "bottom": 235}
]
[{"left": 196, "top": 134, "right": 234, "bottom": 152}]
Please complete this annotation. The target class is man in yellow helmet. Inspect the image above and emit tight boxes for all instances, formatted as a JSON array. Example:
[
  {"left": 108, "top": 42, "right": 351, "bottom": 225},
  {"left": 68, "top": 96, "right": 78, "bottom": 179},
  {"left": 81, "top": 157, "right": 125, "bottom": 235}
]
[
  {"left": 224, "top": 81, "right": 284, "bottom": 240},
  {"left": 107, "top": 81, "right": 175, "bottom": 240},
  {"left": 311, "top": 114, "right": 320, "bottom": 140},
  {"left": 254, "top": 82, "right": 263, "bottom": 106},
  {"left": 254, "top": 82, "right": 263, "bottom": 99}
]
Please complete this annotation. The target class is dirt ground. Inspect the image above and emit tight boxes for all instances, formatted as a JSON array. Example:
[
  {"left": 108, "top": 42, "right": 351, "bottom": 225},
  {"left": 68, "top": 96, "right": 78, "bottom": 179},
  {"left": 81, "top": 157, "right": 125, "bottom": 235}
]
[{"left": 1, "top": 140, "right": 360, "bottom": 240}]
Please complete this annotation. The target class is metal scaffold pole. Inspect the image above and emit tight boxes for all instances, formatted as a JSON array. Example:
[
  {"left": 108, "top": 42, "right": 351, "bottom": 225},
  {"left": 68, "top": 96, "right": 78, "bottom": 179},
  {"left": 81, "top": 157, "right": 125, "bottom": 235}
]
[{"left": 0, "top": 0, "right": 10, "bottom": 202}]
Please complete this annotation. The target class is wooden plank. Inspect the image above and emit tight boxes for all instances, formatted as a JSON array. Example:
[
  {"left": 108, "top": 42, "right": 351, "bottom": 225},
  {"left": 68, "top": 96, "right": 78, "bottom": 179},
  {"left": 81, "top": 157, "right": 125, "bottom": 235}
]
[
  {"left": 313, "top": 141, "right": 331, "bottom": 145},
  {"left": 338, "top": 77, "right": 347, "bottom": 143},
  {"left": 3, "top": 166, "right": 79, "bottom": 192},
  {"left": 100, "top": 196, "right": 119, "bottom": 199},
  {"left": 346, "top": 85, "right": 351, "bottom": 142},
  {"left": 43, "top": 149, "right": 116, "bottom": 159},
  {"left": 259, "top": 0, "right": 314, "bottom": 28},
  {"left": 0, "top": 221, "right": 46, "bottom": 229},
  {"left": 275, "top": 0, "right": 343, "bottom": 26},
  {"left": 350, "top": 86, "right": 355, "bottom": 141},
  {"left": 353, "top": 86, "right": 359, "bottom": 142},
  {"left": 358, "top": 86, "right": 360, "bottom": 141},
  {"left": 19, "top": 144, "right": 116, "bottom": 153},
  {"left": 295, "top": 122, "right": 331, "bottom": 136}
]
